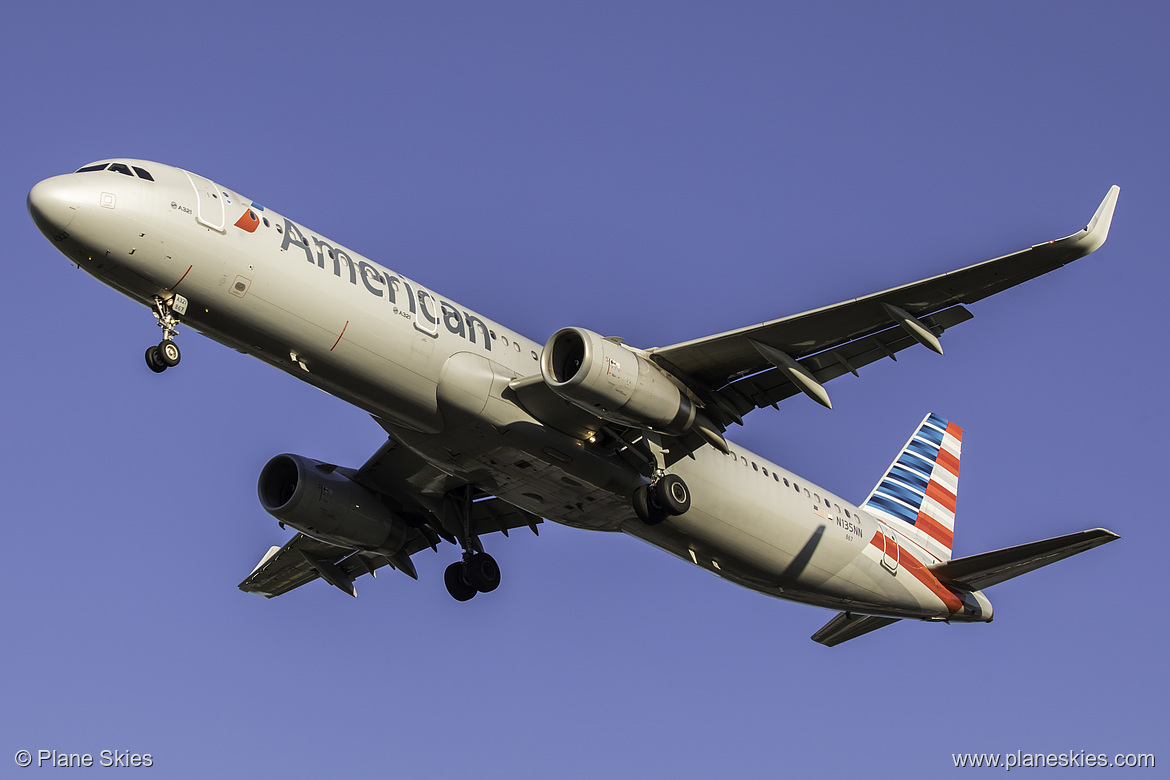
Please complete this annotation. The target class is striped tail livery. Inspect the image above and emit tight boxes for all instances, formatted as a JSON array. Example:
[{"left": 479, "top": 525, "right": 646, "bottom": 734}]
[{"left": 863, "top": 412, "right": 961, "bottom": 564}]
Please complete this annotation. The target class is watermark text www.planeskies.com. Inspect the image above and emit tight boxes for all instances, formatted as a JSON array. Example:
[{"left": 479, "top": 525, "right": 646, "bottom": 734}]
[{"left": 953, "top": 750, "right": 1154, "bottom": 770}]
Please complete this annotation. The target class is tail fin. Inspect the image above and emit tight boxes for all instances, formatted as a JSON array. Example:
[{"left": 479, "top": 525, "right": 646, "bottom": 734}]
[{"left": 862, "top": 413, "right": 962, "bottom": 562}]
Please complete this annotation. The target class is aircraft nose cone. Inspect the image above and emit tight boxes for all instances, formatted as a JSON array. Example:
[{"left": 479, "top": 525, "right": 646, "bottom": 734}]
[{"left": 28, "top": 175, "right": 80, "bottom": 237}]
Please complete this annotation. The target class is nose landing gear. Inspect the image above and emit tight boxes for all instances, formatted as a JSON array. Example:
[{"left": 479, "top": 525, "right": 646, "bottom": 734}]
[{"left": 144, "top": 295, "right": 186, "bottom": 373}]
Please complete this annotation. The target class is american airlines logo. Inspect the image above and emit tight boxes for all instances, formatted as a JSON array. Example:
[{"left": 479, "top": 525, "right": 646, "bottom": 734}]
[{"left": 278, "top": 217, "right": 493, "bottom": 351}]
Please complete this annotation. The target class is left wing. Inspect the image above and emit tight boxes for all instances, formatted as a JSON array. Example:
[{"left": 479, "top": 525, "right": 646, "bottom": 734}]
[{"left": 649, "top": 186, "right": 1119, "bottom": 427}]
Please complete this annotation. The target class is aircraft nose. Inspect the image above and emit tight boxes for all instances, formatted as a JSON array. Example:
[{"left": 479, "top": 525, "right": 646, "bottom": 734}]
[{"left": 28, "top": 175, "right": 81, "bottom": 237}]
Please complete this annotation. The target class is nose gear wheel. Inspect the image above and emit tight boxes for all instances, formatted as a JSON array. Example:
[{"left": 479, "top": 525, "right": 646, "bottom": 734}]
[{"left": 144, "top": 295, "right": 186, "bottom": 373}]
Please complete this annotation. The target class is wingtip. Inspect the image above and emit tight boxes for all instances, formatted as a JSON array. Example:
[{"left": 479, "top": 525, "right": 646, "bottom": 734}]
[
  {"left": 1079, "top": 185, "right": 1120, "bottom": 253},
  {"left": 1089, "top": 185, "right": 1120, "bottom": 232}
]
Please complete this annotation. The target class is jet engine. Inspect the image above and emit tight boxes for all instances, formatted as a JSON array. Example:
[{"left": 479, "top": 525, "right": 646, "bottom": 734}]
[
  {"left": 540, "top": 327, "right": 696, "bottom": 435},
  {"left": 257, "top": 454, "right": 410, "bottom": 554}
]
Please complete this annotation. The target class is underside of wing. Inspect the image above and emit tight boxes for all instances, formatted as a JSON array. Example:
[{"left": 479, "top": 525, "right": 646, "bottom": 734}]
[
  {"left": 649, "top": 187, "right": 1119, "bottom": 428},
  {"left": 239, "top": 432, "right": 542, "bottom": 599},
  {"left": 238, "top": 533, "right": 414, "bottom": 598}
]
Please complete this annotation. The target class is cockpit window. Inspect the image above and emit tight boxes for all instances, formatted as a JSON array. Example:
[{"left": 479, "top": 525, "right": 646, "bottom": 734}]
[
  {"left": 108, "top": 163, "right": 134, "bottom": 177},
  {"left": 132, "top": 166, "right": 154, "bottom": 181},
  {"left": 76, "top": 164, "right": 108, "bottom": 173}
]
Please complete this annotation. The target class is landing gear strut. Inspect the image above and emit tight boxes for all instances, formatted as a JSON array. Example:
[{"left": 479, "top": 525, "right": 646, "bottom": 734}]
[
  {"left": 144, "top": 295, "right": 185, "bottom": 373},
  {"left": 633, "top": 473, "right": 691, "bottom": 525},
  {"left": 441, "top": 485, "right": 503, "bottom": 602}
]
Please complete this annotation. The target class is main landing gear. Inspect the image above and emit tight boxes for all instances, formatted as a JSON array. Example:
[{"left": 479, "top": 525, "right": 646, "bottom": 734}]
[
  {"left": 444, "top": 553, "right": 501, "bottom": 602},
  {"left": 441, "top": 485, "right": 502, "bottom": 602},
  {"left": 144, "top": 295, "right": 185, "bottom": 373},
  {"left": 633, "top": 473, "right": 691, "bottom": 526}
]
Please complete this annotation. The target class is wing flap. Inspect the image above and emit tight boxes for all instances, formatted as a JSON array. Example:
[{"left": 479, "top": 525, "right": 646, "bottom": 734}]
[{"left": 929, "top": 528, "right": 1119, "bottom": 591}]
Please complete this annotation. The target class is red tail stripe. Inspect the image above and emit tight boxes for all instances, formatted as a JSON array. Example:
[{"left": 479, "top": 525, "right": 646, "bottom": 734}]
[
  {"left": 868, "top": 533, "right": 962, "bottom": 613},
  {"left": 925, "top": 481, "right": 957, "bottom": 513},
  {"left": 935, "top": 448, "right": 960, "bottom": 477},
  {"left": 946, "top": 421, "right": 963, "bottom": 442},
  {"left": 914, "top": 511, "right": 954, "bottom": 549}
]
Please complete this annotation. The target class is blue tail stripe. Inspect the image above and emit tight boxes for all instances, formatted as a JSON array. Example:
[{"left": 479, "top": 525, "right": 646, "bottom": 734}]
[
  {"left": 915, "top": 425, "right": 945, "bottom": 446},
  {"left": 866, "top": 494, "right": 919, "bottom": 524},
  {"left": 888, "top": 465, "right": 929, "bottom": 492},
  {"left": 907, "top": 438, "right": 941, "bottom": 461},
  {"left": 927, "top": 413, "right": 950, "bottom": 430},
  {"left": 896, "top": 452, "right": 935, "bottom": 478},
  {"left": 876, "top": 480, "right": 925, "bottom": 507}
]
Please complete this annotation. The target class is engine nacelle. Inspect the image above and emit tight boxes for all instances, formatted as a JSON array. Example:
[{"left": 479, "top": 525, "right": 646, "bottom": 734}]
[
  {"left": 257, "top": 454, "right": 410, "bottom": 554},
  {"left": 540, "top": 327, "right": 696, "bottom": 435}
]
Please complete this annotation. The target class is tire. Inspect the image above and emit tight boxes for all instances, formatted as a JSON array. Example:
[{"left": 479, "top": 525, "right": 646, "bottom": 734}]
[
  {"left": 465, "top": 553, "right": 501, "bottom": 593},
  {"left": 158, "top": 340, "right": 181, "bottom": 367},
  {"left": 633, "top": 485, "right": 668, "bottom": 526},
  {"left": 145, "top": 346, "right": 167, "bottom": 373},
  {"left": 444, "top": 562, "right": 477, "bottom": 601},
  {"left": 656, "top": 474, "right": 690, "bottom": 516}
]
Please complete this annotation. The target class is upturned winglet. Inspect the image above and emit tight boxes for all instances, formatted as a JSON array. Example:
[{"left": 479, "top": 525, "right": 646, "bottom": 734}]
[{"left": 1056, "top": 184, "right": 1120, "bottom": 256}]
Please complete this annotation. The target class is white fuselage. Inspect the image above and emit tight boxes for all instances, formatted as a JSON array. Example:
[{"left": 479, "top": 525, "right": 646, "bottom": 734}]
[{"left": 28, "top": 159, "right": 988, "bottom": 623}]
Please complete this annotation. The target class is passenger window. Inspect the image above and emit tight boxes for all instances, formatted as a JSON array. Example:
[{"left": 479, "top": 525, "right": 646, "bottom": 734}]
[
  {"left": 814, "top": 493, "right": 821, "bottom": 504},
  {"left": 262, "top": 218, "right": 270, "bottom": 227},
  {"left": 773, "top": 473, "right": 779, "bottom": 482},
  {"left": 752, "top": 462, "right": 758, "bottom": 472},
  {"left": 741, "top": 457, "right": 748, "bottom": 466},
  {"left": 794, "top": 483, "right": 800, "bottom": 492},
  {"left": 762, "top": 467, "right": 768, "bottom": 477},
  {"left": 844, "top": 509, "right": 850, "bottom": 518},
  {"left": 76, "top": 164, "right": 108, "bottom": 173},
  {"left": 132, "top": 167, "right": 154, "bottom": 181},
  {"left": 108, "top": 163, "right": 133, "bottom": 176}
]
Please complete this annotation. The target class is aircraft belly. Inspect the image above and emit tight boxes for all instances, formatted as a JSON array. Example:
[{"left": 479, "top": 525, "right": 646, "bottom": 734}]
[{"left": 615, "top": 450, "right": 950, "bottom": 618}]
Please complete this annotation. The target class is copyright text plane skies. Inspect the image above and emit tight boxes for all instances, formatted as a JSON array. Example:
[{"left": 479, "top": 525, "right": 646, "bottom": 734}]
[{"left": 27, "top": 160, "right": 1121, "bottom": 645}]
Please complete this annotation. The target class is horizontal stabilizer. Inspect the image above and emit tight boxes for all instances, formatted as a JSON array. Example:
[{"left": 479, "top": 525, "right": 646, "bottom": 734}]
[
  {"left": 812, "top": 612, "right": 901, "bottom": 647},
  {"left": 930, "top": 528, "right": 1119, "bottom": 591}
]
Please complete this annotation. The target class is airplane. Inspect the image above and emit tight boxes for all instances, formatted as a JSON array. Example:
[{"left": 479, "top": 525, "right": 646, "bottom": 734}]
[{"left": 27, "top": 159, "right": 1121, "bottom": 646}]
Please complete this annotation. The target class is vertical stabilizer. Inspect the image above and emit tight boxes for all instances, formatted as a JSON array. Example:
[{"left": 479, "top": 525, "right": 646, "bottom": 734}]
[{"left": 862, "top": 413, "right": 961, "bottom": 562}]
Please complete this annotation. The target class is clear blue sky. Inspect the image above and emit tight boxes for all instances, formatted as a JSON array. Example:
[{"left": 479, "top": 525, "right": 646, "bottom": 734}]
[{"left": 4, "top": 2, "right": 1164, "bottom": 776}]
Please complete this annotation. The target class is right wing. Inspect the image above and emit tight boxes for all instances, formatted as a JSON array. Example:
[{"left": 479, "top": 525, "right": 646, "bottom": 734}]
[
  {"left": 239, "top": 532, "right": 416, "bottom": 599},
  {"left": 239, "top": 433, "right": 542, "bottom": 599}
]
